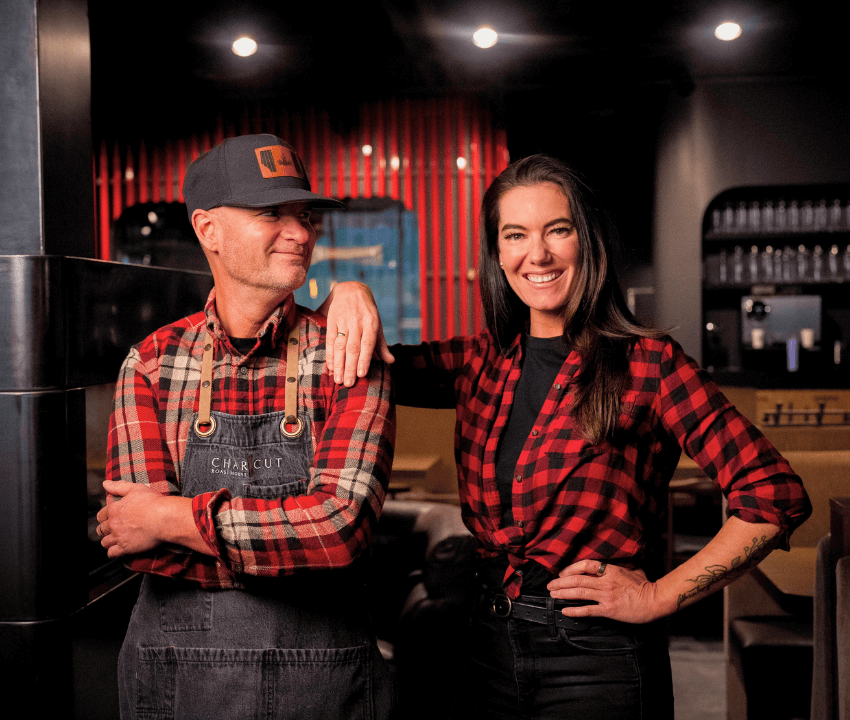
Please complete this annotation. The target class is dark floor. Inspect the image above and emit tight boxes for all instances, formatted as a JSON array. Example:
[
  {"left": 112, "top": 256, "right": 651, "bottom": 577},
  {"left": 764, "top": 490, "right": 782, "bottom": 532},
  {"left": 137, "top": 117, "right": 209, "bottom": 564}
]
[{"left": 670, "top": 636, "right": 726, "bottom": 720}]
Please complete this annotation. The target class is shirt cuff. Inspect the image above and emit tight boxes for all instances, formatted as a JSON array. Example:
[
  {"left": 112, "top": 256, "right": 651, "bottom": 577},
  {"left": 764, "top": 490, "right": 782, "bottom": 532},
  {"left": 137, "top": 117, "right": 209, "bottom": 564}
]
[{"left": 192, "top": 489, "right": 232, "bottom": 559}]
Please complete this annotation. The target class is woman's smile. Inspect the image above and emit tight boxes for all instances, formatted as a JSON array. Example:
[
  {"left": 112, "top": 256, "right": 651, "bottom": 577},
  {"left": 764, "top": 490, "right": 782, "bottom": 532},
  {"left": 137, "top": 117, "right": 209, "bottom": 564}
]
[{"left": 497, "top": 182, "right": 580, "bottom": 337}]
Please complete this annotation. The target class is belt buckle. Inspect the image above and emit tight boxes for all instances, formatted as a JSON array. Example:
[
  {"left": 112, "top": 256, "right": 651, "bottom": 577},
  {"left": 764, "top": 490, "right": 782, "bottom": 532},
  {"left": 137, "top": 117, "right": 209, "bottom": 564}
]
[{"left": 491, "top": 593, "right": 512, "bottom": 618}]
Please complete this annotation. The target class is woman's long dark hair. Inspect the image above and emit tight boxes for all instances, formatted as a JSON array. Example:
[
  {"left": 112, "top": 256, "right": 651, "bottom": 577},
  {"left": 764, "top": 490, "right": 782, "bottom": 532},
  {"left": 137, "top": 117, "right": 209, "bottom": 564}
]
[{"left": 478, "top": 154, "right": 663, "bottom": 445}]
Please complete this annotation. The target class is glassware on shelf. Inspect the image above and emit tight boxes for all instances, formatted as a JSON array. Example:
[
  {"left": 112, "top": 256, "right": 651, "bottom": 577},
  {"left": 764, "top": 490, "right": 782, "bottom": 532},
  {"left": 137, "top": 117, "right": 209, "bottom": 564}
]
[
  {"left": 812, "top": 245, "right": 824, "bottom": 282},
  {"left": 718, "top": 248, "right": 728, "bottom": 284},
  {"left": 723, "top": 202, "right": 735, "bottom": 234},
  {"left": 797, "top": 244, "right": 810, "bottom": 282},
  {"left": 732, "top": 246, "right": 744, "bottom": 284},
  {"left": 747, "top": 202, "right": 761, "bottom": 233},
  {"left": 828, "top": 245, "right": 840, "bottom": 280},
  {"left": 762, "top": 200, "right": 775, "bottom": 233},
  {"left": 789, "top": 200, "right": 800, "bottom": 232},
  {"left": 814, "top": 199, "right": 828, "bottom": 231},
  {"left": 781, "top": 245, "right": 796, "bottom": 282},
  {"left": 735, "top": 201, "right": 748, "bottom": 233},
  {"left": 747, "top": 245, "right": 760, "bottom": 283},
  {"left": 775, "top": 199, "right": 788, "bottom": 232},
  {"left": 760, "top": 246, "right": 774, "bottom": 281},
  {"left": 711, "top": 207, "right": 723, "bottom": 234},
  {"left": 828, "top": 199, "right": 843, "bottom": 231},
  {"left": 773, "top": 247, "right": 783, "bottom": 280}
]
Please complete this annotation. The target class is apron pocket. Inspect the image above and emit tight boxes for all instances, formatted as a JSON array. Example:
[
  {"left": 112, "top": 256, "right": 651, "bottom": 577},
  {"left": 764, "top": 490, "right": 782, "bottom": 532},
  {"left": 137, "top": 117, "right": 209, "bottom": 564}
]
[
  {"left": 159, "top": 586, "right": 212, "bottom": 632},
  {"left": 135, "top": 645, "right": 375, "bottom": 720},
  {"left": 242, "top": 478, "right": 307, "bottom": 499}
]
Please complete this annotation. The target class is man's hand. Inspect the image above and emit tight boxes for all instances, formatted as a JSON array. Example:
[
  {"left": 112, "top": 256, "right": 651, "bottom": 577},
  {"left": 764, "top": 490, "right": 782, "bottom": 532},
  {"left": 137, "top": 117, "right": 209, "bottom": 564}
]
[
  {"left": 97, "top": 481, "right": 169, "bottom": 557},
  {"left": 318, "top": 281, "right": 395, "bottom": 386},
  {"left": 97, "top": 480, "right": 211, "bottom": 558}
]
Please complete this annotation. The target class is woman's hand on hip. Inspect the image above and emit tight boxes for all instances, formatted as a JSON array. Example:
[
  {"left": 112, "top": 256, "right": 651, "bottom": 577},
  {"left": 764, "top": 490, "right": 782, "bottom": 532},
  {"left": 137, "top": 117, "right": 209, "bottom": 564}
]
[{"left": 547, "top": 559, "right": 672, "bottom": 625}]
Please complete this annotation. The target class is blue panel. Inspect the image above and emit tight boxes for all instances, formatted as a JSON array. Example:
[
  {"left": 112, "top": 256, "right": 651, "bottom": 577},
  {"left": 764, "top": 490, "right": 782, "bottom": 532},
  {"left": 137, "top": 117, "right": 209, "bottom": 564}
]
[{"left": 295, "top": 207, "right": 421, "bottom": 344}]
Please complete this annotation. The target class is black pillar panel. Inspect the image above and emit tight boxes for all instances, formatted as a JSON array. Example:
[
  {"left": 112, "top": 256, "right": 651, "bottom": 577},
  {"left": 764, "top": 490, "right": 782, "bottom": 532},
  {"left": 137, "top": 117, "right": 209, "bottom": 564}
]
[
  {"left": 0, "top": 388, "right": 88, "bottom": 621},
  {"left": 0, "top": 0, "right": 94, "bottom": 258}
]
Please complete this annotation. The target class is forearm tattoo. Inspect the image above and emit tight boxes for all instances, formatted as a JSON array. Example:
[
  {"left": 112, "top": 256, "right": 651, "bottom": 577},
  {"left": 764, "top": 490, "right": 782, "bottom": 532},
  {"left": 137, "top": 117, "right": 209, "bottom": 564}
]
[{"left": 676, "top": 534, "right": 776, "bottom": 610}]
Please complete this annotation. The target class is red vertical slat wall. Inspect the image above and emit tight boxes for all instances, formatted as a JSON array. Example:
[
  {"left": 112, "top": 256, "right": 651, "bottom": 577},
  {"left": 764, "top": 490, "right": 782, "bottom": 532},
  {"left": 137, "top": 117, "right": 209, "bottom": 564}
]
[{"left": 93, "top": 96, "right": 508, "bottom": 339}]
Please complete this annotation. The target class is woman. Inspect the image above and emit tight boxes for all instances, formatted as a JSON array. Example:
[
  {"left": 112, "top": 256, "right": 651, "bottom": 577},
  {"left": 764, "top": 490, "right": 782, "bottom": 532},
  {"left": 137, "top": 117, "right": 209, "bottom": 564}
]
[{"left": 326, "top": 154, "right": 810, "bottom": 719}]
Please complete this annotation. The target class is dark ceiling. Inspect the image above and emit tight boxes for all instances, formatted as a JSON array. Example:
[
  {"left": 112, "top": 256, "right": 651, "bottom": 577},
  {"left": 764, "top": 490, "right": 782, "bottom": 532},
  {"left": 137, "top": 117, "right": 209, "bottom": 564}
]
[
  {"left": 89, "top": 0, "right": 842, "bottom": 128},
  {"left": 86, "top": 0, "right": 844, "bottom": 262}
]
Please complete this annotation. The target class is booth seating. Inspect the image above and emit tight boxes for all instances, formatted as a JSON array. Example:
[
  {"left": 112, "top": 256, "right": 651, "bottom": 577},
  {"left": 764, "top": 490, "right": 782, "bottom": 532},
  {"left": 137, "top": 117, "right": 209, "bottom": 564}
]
[
  {"left": 810, "top": 498, "right": 850, "bottom": 720},
  {"left": 366, "top": 499, "right": 476, "bottom": 719},
  {"left": 725, "top": 452, "right": 850, "bottom": 720}
]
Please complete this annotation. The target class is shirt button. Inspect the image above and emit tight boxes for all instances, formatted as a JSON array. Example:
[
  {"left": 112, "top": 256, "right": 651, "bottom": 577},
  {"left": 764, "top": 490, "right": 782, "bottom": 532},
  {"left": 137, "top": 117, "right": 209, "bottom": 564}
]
[
  {"left": 515, "top": 475, "right": 522, "bottom": 483},
  {"left": 531, "top": 429, "right": 538, "bottom": 436},
  {"left": 554, "top": 383, "right": 562, "bottom": 391},
  {"left": 516, "top": 520, "right": 524, "bottom": 528},
  {"left": 516, "top": 570, "right": 523, "bottom": 577},
  {"left": 239, "top": 366, "right": 248, "bottom": 376}
]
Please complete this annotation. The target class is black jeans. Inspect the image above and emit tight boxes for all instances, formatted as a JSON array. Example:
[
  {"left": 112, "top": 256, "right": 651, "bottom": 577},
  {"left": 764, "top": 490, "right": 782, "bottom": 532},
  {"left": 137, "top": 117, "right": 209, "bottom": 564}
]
[{"left": 451, "top": 596, "right": 674, "bottom": 720}]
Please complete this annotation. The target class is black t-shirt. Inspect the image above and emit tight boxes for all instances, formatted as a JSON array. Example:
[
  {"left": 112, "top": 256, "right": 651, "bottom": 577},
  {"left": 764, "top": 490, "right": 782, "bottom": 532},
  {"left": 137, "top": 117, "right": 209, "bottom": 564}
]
[{"left": 480, "top": 334, "right": 569, "bottom": 595}]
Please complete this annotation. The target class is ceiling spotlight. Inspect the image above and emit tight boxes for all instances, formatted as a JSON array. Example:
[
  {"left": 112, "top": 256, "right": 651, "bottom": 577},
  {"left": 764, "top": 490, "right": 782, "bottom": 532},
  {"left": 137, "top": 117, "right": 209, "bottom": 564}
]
[
  {"left": 473, "top": 26, "right": 498, "bottom": 49},
  {"left": 714, "top": 22, "right": 742, "bottom": 41},
  {"left": 232, "top": 36, "right": 258, "bottom": 57}
]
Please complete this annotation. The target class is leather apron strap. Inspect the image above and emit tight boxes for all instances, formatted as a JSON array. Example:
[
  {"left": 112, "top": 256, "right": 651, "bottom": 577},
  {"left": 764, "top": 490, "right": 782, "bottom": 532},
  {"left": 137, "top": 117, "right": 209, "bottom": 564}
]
[
  {"left": 193, "top": 318, "right": 303, "bottom": 439},
  {"left": 281, "top": 321, "right": 302, "bottom": 437}
]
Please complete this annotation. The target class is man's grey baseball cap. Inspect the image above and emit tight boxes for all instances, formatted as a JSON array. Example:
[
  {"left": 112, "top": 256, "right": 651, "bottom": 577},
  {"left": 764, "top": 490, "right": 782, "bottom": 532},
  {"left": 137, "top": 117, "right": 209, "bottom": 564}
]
[{"left": 183, "top": 133, "right": 345, "bottom": 215}]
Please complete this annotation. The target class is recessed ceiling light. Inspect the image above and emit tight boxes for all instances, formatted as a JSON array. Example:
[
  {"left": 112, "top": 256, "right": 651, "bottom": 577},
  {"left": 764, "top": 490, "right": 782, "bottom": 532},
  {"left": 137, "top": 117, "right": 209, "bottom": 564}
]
[
  {"left": 232, "top": 36, "right": 258, "bottom": 57},
  {"left": 473, "top": 26, "right": 498, "bottom": 49},
  {"left": 714, "top": 22, "right": 742, "bottom": 41}
]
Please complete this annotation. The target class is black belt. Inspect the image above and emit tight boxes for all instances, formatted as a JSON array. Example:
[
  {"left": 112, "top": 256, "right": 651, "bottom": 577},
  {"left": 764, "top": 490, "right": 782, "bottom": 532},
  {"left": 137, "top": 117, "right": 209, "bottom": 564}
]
[{"left": 483, "top": 591, "right": 596, "bottom": 631}]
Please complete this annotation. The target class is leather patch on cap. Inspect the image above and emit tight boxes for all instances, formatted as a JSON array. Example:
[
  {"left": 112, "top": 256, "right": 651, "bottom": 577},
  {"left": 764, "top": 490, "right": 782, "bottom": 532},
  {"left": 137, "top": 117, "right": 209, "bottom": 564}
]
[{"left": 254, "top": 145, "right": 302, "bottom": 179}]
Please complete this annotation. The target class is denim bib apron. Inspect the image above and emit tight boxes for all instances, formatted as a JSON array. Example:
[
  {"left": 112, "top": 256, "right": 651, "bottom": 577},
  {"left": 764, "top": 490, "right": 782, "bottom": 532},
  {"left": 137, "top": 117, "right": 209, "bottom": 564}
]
[{"left": 118, "top": 322, "right": 394, "bottom": 720}]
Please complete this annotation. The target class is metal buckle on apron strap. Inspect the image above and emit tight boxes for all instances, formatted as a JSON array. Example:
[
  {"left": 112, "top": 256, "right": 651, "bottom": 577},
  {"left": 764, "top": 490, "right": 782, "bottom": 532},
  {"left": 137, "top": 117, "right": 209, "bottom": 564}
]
[{"left": 194, "top": 320, "right": 305, "bottom": 439}]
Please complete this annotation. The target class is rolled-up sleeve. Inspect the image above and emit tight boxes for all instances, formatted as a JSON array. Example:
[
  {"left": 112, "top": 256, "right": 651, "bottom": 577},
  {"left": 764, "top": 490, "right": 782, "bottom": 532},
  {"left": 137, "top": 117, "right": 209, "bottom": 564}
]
[{"left": 655, "top": 340, "right": 811, "bottom": 547}]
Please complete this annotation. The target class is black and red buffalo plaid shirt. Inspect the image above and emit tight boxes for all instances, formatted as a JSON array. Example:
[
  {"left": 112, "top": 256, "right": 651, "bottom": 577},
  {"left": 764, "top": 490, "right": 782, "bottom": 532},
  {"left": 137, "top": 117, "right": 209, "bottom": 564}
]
[
  {"left": 391, "top": 332, "right": 810, "bottom": 599},
  {"left": 105, "top": 290, "right": 395, "bottom": 588}
]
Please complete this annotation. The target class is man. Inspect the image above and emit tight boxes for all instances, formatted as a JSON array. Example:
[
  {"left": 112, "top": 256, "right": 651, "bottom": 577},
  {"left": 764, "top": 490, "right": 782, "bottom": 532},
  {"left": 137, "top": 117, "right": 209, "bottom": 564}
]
[{"left": 96, "top": 134, "right": 395, "bottom": 720}]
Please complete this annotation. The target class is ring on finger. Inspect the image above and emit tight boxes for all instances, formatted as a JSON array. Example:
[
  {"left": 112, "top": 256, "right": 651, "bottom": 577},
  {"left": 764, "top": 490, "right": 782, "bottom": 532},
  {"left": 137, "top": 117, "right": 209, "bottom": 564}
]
[
  {"left": 336, "top": 332, "right": 346, "bottom": 338},
  {"left": 96, "top": 523, "right": 103, "bottom": 538},
  {"left": 596, "top": 561, "right": 608, "bottom": 576}
]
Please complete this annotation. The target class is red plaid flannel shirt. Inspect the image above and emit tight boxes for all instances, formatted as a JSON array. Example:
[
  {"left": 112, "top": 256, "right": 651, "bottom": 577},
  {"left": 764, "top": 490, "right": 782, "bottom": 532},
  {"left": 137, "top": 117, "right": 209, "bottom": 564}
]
[
  {"left": 391, "top": 333, "right": 810, "bottom": 598},
  {"left": 106, "top": 289, "right": 395, "bottom": 588}
]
